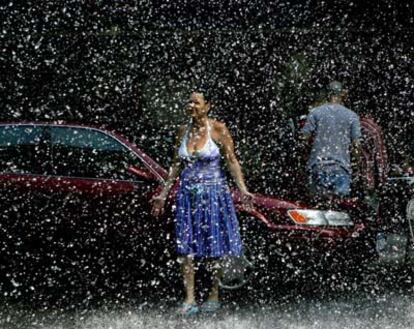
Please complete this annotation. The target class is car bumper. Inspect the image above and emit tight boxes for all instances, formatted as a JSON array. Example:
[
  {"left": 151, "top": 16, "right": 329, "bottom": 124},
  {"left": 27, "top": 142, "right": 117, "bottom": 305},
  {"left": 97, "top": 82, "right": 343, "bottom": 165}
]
[{"left": 264, "top": 223, "right": 376, "bottom": 267}]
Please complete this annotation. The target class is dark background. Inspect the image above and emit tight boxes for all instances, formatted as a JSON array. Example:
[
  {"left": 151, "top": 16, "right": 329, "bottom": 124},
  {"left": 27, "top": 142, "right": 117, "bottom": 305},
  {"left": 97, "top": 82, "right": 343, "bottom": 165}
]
[{"left": 1, "top": 0, "right": 413, "bottom": 193}]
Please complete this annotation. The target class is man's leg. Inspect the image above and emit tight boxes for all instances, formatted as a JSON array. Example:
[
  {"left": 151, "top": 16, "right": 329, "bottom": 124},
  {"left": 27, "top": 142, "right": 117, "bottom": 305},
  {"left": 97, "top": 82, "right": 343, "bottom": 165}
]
[
  {"left": 332, "top": 170, "right": 351, "bottom": 197},
  {"left": 309, "top": 169, "right": 331, "bottom": 207}
]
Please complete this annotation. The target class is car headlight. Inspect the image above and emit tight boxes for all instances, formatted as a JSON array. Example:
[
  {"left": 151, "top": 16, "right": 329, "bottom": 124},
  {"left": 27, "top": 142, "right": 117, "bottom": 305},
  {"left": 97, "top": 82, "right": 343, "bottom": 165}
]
[{"left": 287, "top": 209, "right": 353, "bottom": 226}]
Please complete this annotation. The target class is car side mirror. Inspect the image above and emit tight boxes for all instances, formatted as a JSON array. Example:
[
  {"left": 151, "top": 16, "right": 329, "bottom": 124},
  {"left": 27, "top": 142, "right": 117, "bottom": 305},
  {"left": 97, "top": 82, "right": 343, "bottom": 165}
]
[{"left": 127, "top": 165, "right": 156, "bottom": 181}]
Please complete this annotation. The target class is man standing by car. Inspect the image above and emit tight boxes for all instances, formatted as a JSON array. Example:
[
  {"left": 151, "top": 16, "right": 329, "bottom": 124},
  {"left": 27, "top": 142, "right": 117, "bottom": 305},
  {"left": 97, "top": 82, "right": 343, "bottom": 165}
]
[{"left": 301, "top": 81, "right": 362, "bottom": 198}]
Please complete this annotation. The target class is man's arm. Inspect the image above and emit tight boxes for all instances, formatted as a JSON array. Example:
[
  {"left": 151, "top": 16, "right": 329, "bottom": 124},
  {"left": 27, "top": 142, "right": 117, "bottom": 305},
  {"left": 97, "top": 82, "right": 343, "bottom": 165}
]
[
  {"left": 301, "top": 112, "right": 316, "bottom": 137},
  {"left": 299, "top": 112, "right": 316, "bottom": 156}
]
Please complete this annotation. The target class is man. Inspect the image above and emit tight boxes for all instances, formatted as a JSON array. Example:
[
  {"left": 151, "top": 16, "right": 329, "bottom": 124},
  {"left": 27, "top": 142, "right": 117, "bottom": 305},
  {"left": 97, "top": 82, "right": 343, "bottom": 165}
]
[{"left": 301, "top": 81, "right": 361, "bottom": 198}]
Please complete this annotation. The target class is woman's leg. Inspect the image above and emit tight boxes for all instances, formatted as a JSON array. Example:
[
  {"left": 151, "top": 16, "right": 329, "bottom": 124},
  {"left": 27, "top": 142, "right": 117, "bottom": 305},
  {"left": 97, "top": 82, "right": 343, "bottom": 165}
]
[
  {"left": 207, "top": 259, "right": 222, "bottom": 302},
  {"left": 179, "top": 256, "right": 196, "bottom": 304}
]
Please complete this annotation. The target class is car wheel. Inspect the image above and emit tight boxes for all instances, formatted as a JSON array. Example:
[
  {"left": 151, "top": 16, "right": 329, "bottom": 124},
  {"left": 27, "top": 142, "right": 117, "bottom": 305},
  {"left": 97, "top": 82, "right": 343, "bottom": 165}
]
[
  {"left": 219, "top": 215, "right": 272, "bottom": 292},
  {"left": 218, "top": 252, "right": 254, "bottom": 290}
]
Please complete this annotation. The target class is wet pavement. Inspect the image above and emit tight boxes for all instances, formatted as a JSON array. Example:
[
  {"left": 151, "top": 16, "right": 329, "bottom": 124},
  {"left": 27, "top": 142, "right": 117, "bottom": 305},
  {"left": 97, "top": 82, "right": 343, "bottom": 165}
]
[{"left": 1, "top": 275, "right": 414, "bottom": 329}]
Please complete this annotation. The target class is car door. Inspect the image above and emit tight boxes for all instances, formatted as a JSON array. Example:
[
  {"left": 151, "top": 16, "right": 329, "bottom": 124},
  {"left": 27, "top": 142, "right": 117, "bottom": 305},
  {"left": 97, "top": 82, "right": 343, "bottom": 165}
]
[
  {"left": 0, "top": 124, "right": 54, "bottom": 288},
  {"left": 359, "top": 117, "right": 388, "bottom": 191},
  {"left": 47, "top": 125, "right": 164, "bottom": 287}
]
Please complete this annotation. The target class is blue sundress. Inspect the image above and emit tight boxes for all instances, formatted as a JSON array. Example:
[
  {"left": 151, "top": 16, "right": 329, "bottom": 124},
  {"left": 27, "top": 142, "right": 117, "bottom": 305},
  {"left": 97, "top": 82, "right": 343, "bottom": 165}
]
[{"left": 175, "top": 121, "right": 242, "bottom": 257}]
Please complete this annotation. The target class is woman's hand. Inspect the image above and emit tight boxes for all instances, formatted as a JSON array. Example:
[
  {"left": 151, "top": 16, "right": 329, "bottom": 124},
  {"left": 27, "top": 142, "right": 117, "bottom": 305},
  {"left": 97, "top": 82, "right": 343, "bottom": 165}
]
[
  {"left": 240, "top": 190, "right": 254, "bottom": 210},
  {"left": 151, "top": 194, "right": 166, "bottom": 218}
]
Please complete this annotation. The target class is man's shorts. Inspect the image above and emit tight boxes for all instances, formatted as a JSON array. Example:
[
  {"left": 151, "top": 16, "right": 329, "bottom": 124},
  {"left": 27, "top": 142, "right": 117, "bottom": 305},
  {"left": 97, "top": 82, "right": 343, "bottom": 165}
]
[{"left": 309, "top": 165, "right": 351, "bottom": 197}]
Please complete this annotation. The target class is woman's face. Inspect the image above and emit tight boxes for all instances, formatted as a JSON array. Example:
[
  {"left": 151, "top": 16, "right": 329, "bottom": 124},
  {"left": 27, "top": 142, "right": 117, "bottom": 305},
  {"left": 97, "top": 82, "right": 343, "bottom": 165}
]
[{"left": 186, "top": 92, "right": 210, "bottom": 119}]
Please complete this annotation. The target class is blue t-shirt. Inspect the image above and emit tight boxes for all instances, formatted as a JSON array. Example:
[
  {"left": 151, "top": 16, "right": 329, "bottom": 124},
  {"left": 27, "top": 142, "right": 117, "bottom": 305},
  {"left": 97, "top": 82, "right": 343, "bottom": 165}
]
[{"left": 302, "top": 103, "right": 361, "bottom": 174}]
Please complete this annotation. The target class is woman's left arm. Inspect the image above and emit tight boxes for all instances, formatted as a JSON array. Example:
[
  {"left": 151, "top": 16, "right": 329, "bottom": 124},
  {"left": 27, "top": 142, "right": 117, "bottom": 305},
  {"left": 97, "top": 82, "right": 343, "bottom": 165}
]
[{"left": 216, "top": 123, "right": 252, "bottom": 197}]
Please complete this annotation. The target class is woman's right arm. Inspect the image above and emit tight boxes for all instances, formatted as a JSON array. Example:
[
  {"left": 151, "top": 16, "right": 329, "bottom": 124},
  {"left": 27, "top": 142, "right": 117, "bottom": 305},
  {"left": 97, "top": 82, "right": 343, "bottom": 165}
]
[{"left": 151, "top": 125, "right": 186, "bottom": 218}]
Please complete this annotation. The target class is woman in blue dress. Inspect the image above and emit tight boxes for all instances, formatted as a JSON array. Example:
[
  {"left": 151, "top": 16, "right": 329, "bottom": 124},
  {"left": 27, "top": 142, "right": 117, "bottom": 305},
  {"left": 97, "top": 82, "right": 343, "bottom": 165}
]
[{"left": 151, "top": 90, "right": 253, "bottom": 315}]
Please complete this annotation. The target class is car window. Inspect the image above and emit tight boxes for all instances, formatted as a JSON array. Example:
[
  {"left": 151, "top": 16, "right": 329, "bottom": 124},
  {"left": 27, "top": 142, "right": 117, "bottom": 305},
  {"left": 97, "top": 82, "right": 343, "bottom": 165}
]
[
  {"left": 50, "top": 127, "right": 145, "bottom": 180},
  {"left": 0, "top": 125, "right": 50, "bottom": 175},
  {"left": 0, "top": 125, "right": 43, "bottom": 146},
  {"left": 51, "top": 127, "right": 124, "bottom": 151}
]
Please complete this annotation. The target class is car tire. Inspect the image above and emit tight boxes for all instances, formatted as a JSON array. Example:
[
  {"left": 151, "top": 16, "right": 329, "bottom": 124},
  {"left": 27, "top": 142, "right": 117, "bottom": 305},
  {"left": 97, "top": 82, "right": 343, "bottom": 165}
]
[{"left": 219, "top": 215, "right": 274, "bottom": 296}]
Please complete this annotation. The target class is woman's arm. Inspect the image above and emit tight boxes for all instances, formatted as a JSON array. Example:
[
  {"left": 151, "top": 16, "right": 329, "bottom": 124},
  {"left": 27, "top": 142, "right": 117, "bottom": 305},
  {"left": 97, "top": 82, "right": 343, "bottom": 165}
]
[
  {"left": 151, "top": 125, "right": 185, "bottom": 217},
  {"left": 214, "top": 122, "right": 250, "bottom": 194}
]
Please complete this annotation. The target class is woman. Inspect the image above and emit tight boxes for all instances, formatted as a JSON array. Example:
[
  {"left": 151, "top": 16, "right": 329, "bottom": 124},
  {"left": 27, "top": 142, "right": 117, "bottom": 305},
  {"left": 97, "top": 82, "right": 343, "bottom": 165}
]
[{"left": 151, "top": 90, "right": 253, "bottom": 316}]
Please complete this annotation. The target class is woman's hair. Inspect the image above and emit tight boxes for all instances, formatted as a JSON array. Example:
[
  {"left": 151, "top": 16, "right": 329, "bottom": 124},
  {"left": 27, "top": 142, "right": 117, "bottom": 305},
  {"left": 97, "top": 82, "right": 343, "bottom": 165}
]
[{"left": 191, "top": 85, "right": 212, "bottom": 103}]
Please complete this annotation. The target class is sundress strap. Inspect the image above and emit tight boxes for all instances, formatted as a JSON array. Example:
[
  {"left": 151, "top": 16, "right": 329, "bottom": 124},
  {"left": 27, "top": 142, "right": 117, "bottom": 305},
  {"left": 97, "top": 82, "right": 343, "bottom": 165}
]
[{"left": 206, "top": 119, "right": 212, "bottom": 139}]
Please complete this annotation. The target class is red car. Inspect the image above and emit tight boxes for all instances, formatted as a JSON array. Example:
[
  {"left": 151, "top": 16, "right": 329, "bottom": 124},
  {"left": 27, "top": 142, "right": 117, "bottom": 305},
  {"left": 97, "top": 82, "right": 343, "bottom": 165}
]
[{"left": 0, "top": 119, "right": 389, "bottom": 295}]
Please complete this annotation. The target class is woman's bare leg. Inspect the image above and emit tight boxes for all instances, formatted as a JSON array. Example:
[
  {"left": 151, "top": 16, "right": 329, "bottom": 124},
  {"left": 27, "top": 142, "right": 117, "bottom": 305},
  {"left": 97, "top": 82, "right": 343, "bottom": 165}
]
[
  {"left": 179, "top": 256, "right": 196, "bottom": 304},
  {"left": 207, "top": 260, "right": 222, "bottom": 302}
]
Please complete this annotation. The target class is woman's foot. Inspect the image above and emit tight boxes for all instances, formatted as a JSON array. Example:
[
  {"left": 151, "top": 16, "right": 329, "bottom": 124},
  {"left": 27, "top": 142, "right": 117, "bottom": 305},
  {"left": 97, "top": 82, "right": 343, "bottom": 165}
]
[
  {"left": 200, "top": 300, "right": 221, "bottom": 313},
  {"left": 177, "top": 303, "right": 199, "bottom": 316}
]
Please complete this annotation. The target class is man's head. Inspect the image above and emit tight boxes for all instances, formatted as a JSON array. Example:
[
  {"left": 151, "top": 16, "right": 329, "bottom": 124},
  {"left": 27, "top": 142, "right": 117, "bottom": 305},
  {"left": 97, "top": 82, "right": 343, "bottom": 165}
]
[{"left": 327, "top": 81, "right": 347, "bottom": 102}]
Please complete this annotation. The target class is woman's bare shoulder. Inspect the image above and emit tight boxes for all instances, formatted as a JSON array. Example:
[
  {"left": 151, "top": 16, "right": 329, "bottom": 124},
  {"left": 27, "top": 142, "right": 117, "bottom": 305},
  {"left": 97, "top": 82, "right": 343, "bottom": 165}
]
[
  {"left": 210, "top": 120, "right": 231, "bottom": 143},
  {"left": 210, "top": 119, "right": 227, "bottom": 132}
]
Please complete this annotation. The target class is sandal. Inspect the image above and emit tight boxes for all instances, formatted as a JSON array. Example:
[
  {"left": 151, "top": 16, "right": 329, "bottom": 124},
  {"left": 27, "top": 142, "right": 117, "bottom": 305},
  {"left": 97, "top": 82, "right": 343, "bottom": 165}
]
[
  {"left": 200, "top": 300, "right": 221, "bottom": 313},
  {"left": 178, "top": 303, "right": 199, "bottom": 316}
]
